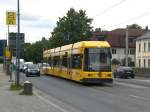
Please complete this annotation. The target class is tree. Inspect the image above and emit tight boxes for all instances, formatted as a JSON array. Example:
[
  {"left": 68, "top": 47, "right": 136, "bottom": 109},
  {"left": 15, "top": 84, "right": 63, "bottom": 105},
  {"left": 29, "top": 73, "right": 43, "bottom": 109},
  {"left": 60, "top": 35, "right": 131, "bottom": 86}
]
[
  {"left": 24, "top": 8, "right": 93, "bottom": 62},
  {"left": 0, "top": 57, "right": 3, "bottom": 63},
  {"left": 128, "top": 24, "right": 142, "bottom": 29},
  {"left": 112, "top": 58, "right": 120, "bottom": 65},
  {"left": 24, "top": 38, "right": 51, "bottom": 63},
  {"left": 122, "top": 57, "right": 132, "bottom": 66},
  {"left": 50, "top": 8, "right": 93, "bottom": 47}
]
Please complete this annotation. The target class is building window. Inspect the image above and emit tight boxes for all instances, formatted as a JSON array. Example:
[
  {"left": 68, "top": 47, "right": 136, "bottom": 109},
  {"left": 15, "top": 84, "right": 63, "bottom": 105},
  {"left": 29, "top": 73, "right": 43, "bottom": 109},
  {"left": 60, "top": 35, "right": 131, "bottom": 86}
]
[
  {"left": 143, "top": 59, "right": 146, "bottom": 68},
  {"left": 148, "top": 59, "right": 150, "bottom": 68},
  {"left": 148, "top": 42, "right": 150, "bottom": 51},
  {"left": 62, "top": 55, "right": 68, "bottom": 68},
  {"left": 130, "top": 49, "right": 135, "bottom": 55},
  {"left": 139, "top": 59, "right": 141, "bottom": 68},
  {"left": 138, "top": 43, "right": 141, "bottom": 52},
  {"left": 144, "top": 43, "right": 146, "bottom": 52},
  {"left": 53, "top": 56, "right": 60, "bottom": 67},
  {"left": 112, "top": 49, "right": 116, "bottom": 54},
  {"left": 124, "top": 49, "right": 130, "bottom": 54},
  {"left": 129, "top": 38, "right": 134, "bottom": 43}
]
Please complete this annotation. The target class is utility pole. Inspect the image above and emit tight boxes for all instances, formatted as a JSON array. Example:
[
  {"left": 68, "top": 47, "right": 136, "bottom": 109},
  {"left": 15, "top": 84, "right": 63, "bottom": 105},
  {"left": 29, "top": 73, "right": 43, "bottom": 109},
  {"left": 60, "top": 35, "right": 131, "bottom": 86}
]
[
  {"left": 16, "top": 0, "right": 20, "bottom": 86},
  {"left": 125, "top": 25, "right": 128, "bottom": 66}
]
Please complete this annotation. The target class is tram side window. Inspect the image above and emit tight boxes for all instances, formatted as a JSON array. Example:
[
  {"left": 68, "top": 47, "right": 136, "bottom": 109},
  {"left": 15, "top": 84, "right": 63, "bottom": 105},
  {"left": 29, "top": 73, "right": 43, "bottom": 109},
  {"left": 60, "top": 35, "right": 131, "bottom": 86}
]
[
  {"left": 43, "top": 58, "right": 47, "bottom": 63},
  {"left": 62, "top": 55, "right": 68, "bottom": 68},
  {"left": 48, "top": 57, "right": 52, "bottom": 66},
  {"left": 53, "top": 56, "right": 60, "bottom": 67},
  {"left": 72, "top": 54, "right": 82, "bottom": 69}
]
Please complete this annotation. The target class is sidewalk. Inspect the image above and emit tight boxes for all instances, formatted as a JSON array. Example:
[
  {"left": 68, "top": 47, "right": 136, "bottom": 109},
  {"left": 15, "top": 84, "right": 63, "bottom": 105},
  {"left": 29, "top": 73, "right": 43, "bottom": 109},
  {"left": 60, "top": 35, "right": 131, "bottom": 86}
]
[{"left": 0, "top": 64, "right": 63, "bottom": 112}]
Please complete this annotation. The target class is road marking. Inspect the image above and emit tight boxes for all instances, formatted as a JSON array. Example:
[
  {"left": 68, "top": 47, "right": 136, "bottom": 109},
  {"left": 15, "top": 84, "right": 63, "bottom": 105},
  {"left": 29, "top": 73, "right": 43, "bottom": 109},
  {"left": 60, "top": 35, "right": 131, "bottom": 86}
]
[
  {"left": 35, "top": 92, "right": 70, "bottom": 112},
  {"left": 135, "top": 79, "right": 150, "bottom": 83},
  {"left": 130, "top": 95, "right": 150, "bottom": 103},
  {"left": 115, "top": 82, "right": 148, "bottom": 89}
]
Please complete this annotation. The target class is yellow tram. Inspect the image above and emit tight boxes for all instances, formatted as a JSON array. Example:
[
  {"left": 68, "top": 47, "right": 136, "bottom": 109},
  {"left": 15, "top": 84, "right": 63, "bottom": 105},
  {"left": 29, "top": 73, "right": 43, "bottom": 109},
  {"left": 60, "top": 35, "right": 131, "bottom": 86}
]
[{"left": 41, "top": 41, "right": 113, "bottom": 84}]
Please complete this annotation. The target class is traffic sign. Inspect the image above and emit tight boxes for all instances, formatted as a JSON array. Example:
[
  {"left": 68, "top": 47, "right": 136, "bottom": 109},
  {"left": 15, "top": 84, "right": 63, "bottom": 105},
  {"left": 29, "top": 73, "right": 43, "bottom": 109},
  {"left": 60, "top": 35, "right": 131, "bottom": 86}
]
[
  {"left": 6, "top": 11, "right": 16, "bottom": 25},
  {"left": 5, "top": 47, "right": 11, "bottom": 59}
]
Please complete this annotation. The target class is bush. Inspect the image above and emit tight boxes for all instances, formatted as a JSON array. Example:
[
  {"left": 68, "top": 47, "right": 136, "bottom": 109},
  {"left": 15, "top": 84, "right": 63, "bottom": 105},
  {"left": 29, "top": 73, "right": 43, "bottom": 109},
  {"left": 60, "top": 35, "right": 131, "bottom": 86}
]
[
  {"left": 0, "top": 57, "right": 3, "bottom": 63},
  {"left": 112, "top": 58, "right": 120, "bottom": 65},
  {"left": 10, "top": 83, "right": 23, "bottom": 91}
]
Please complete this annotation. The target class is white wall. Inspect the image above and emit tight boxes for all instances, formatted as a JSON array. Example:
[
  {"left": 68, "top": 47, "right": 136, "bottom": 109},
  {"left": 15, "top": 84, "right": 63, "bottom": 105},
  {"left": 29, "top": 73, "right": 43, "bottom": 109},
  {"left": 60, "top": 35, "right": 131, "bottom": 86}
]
[
  {"left": 136, "top": 39, "right": 150, "bottom": 68},
  {"left": 112, "top": 48, "right": 135, "bottom": 64}
]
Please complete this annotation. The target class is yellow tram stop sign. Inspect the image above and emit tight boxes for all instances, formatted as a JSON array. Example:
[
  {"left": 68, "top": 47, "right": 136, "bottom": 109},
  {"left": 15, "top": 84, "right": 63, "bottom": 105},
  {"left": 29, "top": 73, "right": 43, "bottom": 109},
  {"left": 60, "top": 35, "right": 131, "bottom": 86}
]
[
  {"left": 5, "top": 47, "right": 11, "bottom": 60},
  {"left": 6, "top": 11, "right": 16, "bottom": 25}
]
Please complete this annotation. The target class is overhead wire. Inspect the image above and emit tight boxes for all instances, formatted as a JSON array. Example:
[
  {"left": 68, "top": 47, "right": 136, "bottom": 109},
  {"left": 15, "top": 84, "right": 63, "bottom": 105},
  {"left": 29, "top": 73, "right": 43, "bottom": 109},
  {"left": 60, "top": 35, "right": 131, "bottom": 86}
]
[
  {"left": 92, "top": 0, "right": 150, "bottom": 29},
  {"left": 109, "top": 12, "right": 150, "bottom": 28},
  {"left": 93, "top": 0, "right": 127, "bottom": 18}
]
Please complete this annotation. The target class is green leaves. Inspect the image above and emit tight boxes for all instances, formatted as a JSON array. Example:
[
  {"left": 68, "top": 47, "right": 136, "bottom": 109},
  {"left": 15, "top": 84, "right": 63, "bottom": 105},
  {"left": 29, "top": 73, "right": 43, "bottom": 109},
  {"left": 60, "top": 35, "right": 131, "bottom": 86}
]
[
  {"left": 50, "top": 8, "right": 93, "bottom": 47},
  {"left": 24, "top": 37, "right": 51, "bottom": 63},
  {"left": 128, "top": 24, "right": 142, "bottom": 29},
  {"left": 24, "top": 8, "right": 93, "bottom": 62}
]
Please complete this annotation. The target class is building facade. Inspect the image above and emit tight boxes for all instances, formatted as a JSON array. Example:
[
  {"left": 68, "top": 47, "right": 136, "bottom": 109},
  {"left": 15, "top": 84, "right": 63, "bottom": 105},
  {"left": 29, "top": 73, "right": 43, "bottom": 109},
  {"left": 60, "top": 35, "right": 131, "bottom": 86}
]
[
  {"left": 136, "top": 32, "right": 150, "bottom": 68},
  {"left": 91, "top": 28, "right": 148, "bottom": 66},
  {"left": 0, "top": 40, "right": 7, "bottom": 57},
  {"left": 8, "top": 32, "right": 25, "bottom": 58}
]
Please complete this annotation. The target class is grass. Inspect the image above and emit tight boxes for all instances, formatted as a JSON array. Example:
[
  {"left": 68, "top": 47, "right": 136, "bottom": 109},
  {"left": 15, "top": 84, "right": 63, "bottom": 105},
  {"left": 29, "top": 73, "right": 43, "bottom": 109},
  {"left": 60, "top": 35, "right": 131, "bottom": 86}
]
[
  {"left": 10, "top": 83, "right": 23, "bottom": 91},
  {"left": 19, "top": 91, "right": 33, "bottom": 95}
]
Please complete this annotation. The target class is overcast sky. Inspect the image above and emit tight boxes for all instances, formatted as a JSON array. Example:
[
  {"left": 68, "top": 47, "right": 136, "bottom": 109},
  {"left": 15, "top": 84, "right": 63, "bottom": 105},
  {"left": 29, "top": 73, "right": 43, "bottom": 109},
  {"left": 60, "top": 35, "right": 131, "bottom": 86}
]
[{"left": 0, "top": 0, "right": 150, "bottom": 43}]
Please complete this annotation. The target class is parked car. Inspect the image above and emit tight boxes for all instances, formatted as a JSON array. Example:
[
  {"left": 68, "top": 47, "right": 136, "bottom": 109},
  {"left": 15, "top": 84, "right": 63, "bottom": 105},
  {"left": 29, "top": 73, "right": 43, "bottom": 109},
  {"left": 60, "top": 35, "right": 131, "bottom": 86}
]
[
  {"left": 22, "top": 62, "right": 33, "bottom": 73},
  {"left": 113, "top": 66, "right": 135, "bottom": 78},
  {"left": 25, "top": 64, "right": 40, "bottom": 77}
]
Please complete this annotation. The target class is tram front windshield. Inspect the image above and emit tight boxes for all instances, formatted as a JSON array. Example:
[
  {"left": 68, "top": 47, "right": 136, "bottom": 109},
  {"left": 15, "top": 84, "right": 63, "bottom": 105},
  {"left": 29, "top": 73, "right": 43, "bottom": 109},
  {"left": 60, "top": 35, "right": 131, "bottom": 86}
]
[{"left": 84, "top": 48, "right": 111, "bottom": 72}]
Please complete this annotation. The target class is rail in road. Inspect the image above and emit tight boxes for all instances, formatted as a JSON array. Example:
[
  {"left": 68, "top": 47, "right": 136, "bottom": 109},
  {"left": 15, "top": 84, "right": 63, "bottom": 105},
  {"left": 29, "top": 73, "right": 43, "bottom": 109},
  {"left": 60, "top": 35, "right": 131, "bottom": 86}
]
[{"left": 20, "top": 73, "right": 150, "bottom": 112}]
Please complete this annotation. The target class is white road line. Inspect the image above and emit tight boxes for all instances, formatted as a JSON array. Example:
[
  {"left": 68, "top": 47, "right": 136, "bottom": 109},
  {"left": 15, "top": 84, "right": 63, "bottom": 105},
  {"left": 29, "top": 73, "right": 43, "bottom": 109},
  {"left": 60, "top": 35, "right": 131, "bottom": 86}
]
[
  {"left": 135, "top": 79, "right": 150, "bottom": 83},
  {"left": 130, "top": 95, "right": 150, "bottom": 103},
  {"left": 115, "top": 82, "right": 148, "bottom": 89},
  {"left": 34, "top": 92, "right": 70, "bottom": 112}
]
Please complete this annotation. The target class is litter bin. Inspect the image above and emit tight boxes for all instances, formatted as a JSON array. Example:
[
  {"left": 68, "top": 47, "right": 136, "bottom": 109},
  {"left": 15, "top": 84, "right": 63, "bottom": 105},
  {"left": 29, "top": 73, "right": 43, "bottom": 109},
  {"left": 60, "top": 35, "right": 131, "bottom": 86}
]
[{"left": 23, "top": 81, "right": 32, "bottom": 95}]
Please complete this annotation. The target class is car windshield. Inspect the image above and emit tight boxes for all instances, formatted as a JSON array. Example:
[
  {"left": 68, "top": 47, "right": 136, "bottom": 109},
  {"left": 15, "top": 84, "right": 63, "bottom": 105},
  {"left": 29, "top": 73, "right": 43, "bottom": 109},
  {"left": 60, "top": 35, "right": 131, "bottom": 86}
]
[
  {"left": 84, "top": 48, "right": 111, "bottom": 72},
  {"left": 120, "top": 66, "right": 132, "bottom": 70},
  {"left": 42, "top": 63, "right": 49, "bottom": 67},
  {"left": 28, "top": 64, "right": 39, "bottom": 69}
]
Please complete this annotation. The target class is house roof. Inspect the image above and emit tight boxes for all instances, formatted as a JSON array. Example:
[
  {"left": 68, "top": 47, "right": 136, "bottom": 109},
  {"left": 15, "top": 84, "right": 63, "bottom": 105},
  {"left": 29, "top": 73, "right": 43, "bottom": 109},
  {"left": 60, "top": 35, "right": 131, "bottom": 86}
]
[
  {"left": 91, "top": 28, "right": 149, "bottom": 48},
  {"left": 106, "top": 28, "right": 147, "bottom": 48},
  {"left": 136, "top": 31, "right": 150, "bottom": 40}
]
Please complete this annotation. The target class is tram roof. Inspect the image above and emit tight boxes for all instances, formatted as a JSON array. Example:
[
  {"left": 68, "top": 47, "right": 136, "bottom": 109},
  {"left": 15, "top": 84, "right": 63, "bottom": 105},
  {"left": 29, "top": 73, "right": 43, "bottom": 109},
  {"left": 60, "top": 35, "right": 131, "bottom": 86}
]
[
  {"left": 73, "top": 41, "right": 110, "bottom": 48},
  {"left": 44, "top": 41, "right": 110, "bottom": 53}
]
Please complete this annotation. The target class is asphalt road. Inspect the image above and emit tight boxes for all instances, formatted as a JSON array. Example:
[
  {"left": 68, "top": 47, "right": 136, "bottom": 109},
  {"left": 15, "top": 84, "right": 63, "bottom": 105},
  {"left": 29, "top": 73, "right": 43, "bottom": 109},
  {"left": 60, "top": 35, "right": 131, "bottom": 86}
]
[{"left": 20, "top": 73, "right": 150, "bottom": 112}]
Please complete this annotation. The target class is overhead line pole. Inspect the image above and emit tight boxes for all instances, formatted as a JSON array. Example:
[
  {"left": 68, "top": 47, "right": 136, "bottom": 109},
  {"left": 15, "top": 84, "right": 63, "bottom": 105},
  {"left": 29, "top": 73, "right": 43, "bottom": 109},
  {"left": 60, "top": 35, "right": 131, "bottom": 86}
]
[
  {"left": 125, "top": 25, "right": 128, "bottom": 66},
  {"left": 16, "top": 0, "right": 20, "bottom": 86}
]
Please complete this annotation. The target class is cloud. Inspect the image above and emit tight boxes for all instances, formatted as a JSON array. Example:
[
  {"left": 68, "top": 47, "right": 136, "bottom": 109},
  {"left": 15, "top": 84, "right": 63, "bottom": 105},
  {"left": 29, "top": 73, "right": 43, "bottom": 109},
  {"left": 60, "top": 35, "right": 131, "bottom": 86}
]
[
  {"left": 0, "top": 0, "right": 14, "bottom": 4},
  {"left": 22, "top": 18, "right": 56, "bottom": 29},
  {"left": 20, "top": 12, "right": 56, "bottom": 29},
  {"left": 21, "top": 13, "right": 40, "bottom": 22}
]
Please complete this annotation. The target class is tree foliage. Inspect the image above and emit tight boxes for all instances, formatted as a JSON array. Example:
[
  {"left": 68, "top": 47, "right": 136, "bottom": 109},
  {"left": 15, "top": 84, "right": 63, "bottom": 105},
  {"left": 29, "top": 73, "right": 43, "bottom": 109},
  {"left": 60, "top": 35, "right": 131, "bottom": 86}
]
[
  {"left": 50, "top": 8, "right": 93, "bottom": 47},
  {"left": 24, "top": 8, "right": 93, "bottom": 62},
  {"left": 122, "top": 57, "right": 133, "bottom": 66},
  {"left": 128, "top": 24, "right": 142, "bottom": 29},
  {"left": 24, "top": 37, "right": 51, "bottom": 63},
  {"left": 112, "top": 58, "right": 120, "bottom": 65}
]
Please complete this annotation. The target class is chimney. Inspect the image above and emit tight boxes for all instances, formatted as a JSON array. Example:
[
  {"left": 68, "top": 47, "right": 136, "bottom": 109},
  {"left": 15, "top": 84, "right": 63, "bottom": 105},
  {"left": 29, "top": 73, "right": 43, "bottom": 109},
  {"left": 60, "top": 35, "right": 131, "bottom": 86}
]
[
  {"left": 95, "top": 28, "right": 101, "bottom": 32},
  {"left": 145, "top": 26, "right": 148, "bottom": 31}
]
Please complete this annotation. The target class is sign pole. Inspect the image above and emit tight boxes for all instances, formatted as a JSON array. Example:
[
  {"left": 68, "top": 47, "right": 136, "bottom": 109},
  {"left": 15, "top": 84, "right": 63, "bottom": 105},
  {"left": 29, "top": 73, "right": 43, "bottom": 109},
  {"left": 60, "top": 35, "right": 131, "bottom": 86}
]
[
  {"left": 7, "top": 25, "right": 9, "bottom": 48},
  {"left": 6, "top": 10, "right": 16, "bottom": 82}
]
